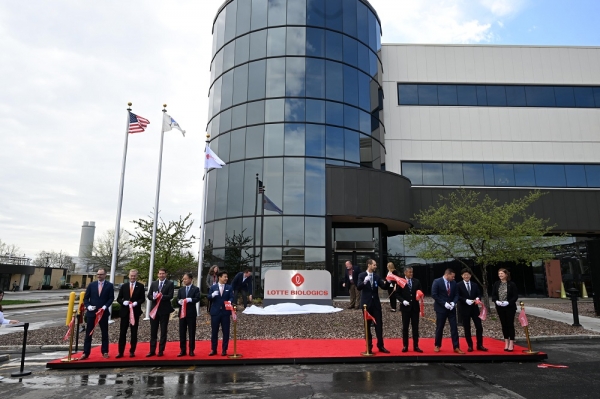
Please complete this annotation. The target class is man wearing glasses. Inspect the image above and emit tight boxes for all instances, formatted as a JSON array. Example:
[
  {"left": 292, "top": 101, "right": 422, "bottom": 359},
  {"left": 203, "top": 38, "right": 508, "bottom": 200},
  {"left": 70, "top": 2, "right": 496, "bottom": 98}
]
[{"left": 80, "top": 268, "right": 114, "bottom": 360}]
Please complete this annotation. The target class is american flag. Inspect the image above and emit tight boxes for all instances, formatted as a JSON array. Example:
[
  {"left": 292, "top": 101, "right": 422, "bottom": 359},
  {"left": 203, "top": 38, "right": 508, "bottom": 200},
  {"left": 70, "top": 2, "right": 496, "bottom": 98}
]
[
  {"left": 128, "top": 111, "right": 150, "bottom": 133},
  {"left": 258, "top": 179, "right": 265, "bottom": 194}
]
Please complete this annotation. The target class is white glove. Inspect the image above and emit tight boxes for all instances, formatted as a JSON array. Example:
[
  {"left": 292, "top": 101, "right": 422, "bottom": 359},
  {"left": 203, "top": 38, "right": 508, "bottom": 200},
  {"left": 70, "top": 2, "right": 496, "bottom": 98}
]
[
  {"left": 186, "top": 298, "right": 192, "bottom": 303},
  {"left": 502, "top": 301, "right": 509, "bottom": 307},
  {"left": 466, "top": 299, "right": 474, "bottom": 306},
  {"left": 450, "top": 302, "right": 455, "bottom": 310},
  {"left": 152, "top": 292, "right": 158, "bottom": 300},
  {"left": 496, "top": 300, "right": 502, "bottom": 306},
  {"left": 363, "top": 275, "right": 371, "bottom": 283},
  {"left": 132, "top": 302, "right": 138, "bottom": 307},
  {"left": 178, "top": 299, "right": 184, "bottom": 305},
  {"left": 211, "top": 291, "right": 219, "bottom": 298},
  {"left": 101, "top": 305, "right": 106, "bottom": 310},
  {"left": 123, "top": 301, "right": 130, "bottom": 306},
  {"left": 87, "top": 305, "right": 96, "bottom": 311},
  {"left": 445, "top": 302, "right": 452, "bottom": 310},
  {"left": 475, "top": 297, "right": 480, "bottom": 302},
  {"left": 403, "top": 300, "right": 410, "bottom": 306}
]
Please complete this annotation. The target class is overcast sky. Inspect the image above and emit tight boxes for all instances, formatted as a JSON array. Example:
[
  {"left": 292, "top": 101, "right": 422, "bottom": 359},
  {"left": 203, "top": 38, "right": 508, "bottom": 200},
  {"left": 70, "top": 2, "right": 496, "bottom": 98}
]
[{"left": 1, "top": 0, "right": 598, "bottom": 260}]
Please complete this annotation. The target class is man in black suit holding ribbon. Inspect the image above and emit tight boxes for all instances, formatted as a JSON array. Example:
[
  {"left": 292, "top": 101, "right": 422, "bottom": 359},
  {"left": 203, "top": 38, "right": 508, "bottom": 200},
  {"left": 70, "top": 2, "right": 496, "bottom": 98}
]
[
  {"left": 397, "top": 266, "right": 423, "bottom": 353},
  {"left": 116, "top": 269, "right": 145, "bottom": 358},
  {"left": 457, "top": 269, "right": 488, "bottom": 352},
  {"left": 146, "top": 268, "right": 174, "bottom": 357},
  {"left": 357, "top": 259, "right": 390, "bottom": 354},
  {"left": 177, "top": 272, "right": 201, "bottom": 357},
  {"left": 431, "top": 269, "right": 464, "bottom": 354},
  {"left": 81, "top": 268, "right": 114, "bottom": 360}
]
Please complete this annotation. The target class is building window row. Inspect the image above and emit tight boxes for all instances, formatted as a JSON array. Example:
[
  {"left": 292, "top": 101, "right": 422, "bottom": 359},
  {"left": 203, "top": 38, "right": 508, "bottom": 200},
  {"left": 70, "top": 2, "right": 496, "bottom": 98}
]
[
  {"left": 403, "top": 162, "right": 600, "bottom": 188},
  {"left": 398, "top": 83, "right": 600, "bottom": 108}
]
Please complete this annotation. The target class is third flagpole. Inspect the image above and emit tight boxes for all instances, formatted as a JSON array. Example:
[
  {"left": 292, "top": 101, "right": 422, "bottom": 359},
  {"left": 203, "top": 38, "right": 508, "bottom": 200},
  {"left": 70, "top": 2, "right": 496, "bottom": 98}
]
[
  {"left": 251, "top": 174, "right": 259, "bottom": 296},
  {"left": 196, "top": 134, "right": 211, "bottom": 315}
]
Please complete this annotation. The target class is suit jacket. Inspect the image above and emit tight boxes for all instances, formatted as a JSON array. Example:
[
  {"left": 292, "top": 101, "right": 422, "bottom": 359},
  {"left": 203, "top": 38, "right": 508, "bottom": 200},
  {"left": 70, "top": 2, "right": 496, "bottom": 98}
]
[
  {"left": 177, "top": 284, "right": 201, "bottom": 318},
  {"left": 344, "top": 265, "right": 361, "bottom": 287},
  {"left": 457, "top": 280, "right": 481, "bottom": 321},
  {"left": 208, "top": 283, "right": 234, "bottom": 317},
  {"left": 146, "top": 279, "right": 175, "bottom": 315},
  {"left": 431, "top": 277, "right": 459, "bottom": 314},
  {"left": 84, "top": 280, "right": 114, "bottom": 318},
  {"left": 398, "top": 277, "right": 422, "bottom": 313},
  {"left": 230, "top": 272, "right": 253, "bottom": 295},
  {"left": 357, "top": 272, "right": 388, "bottom": 311},
  {"left": 116, "top": 282, "right": 146, "bottom": 317},
  {"left": 491, "top": 280, "right": 519, "bottom": 310}
]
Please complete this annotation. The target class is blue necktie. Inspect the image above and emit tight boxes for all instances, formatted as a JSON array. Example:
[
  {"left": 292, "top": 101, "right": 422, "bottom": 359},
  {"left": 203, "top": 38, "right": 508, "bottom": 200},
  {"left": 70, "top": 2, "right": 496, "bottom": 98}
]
[
  {"left": 186, "top": 286, "right": 190, "bottom": 297},
  {"left": 408, "top": 279, "right": 412, "bottom": 290}
]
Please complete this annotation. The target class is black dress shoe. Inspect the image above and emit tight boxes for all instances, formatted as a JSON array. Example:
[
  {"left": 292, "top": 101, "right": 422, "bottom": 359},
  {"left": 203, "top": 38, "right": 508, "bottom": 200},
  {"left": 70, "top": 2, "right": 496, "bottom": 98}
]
[
  {"left": 129, "top": 353, "right": 135, "bottom": 358},
  {"left": 177, "top": 352, "right": 186, "bottom": 357},
  {"left": 157, "top": 352, "right": 164, "bottom": 357},
  {"left": 477, "top": 346, "right": 489, "bottom": 352},
  {"left": 189, "top": 351, "right": 195, "bottom": 357},
  {"left": 79, "top": 354, "right": 89, "bottom": 361},
  {"left": 467, "top": 347, "right": 473, "bottom": 352},
  {"left": 378, "top": 347, "right": 390, "bottom": 354},
  {"left": 507, "top": 348, "right": 513, "bottom": 352},
  {"left": 413, "top": 347, "right": 423, "bottom": 353},
  {"left": 115, "top": 353, "right": 124, "bottom": 359},
  {"left": 402, "top": 347, "right": 408, "bottom": 353},
  {"left": 208, "top": 350, "right": 217, "bottom": 356},
  {"left": 221, "top": 351, "right": 228, "bottom": 356},
  {"left": 146, "top": 353, "right": 156, "bottom": 357}
]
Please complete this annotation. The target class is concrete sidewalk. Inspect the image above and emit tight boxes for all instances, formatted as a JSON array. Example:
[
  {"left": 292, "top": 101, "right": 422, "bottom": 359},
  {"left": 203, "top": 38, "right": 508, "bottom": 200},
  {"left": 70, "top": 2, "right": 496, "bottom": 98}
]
[
  {"left": 2, "top": 301, "right": 69, "bottom": 310},
  {"left": 523, "top": 306, "right": 600, "bottom": 333}
]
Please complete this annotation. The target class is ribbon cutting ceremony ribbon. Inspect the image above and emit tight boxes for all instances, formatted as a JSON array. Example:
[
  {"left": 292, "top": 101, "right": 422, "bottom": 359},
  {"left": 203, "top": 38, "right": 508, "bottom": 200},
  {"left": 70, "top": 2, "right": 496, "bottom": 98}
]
[
  {"left": 129, "top": 303, "right": 136, "bottom": 326},
  {"left": 63, "top": 316, "right": 75, "bottom": 341},
  {"left": 224, "top": 301, "right": 237, "bottom": 321},
  {"left": 385, "top": 274, "right": 407, "bottom": 288},
  {"left": 180, "top": 300, "right": 187, "bottom": 319},
  {"left": 415, "top": 290, "right": 425, "bottom": 317},
  {"left": 149, "top": 292, "right": 163, "bottom": 320},
  {"left": 89, "top": 308, "right": 105, "bottom": 336},
  {"left": 475, "top": 298, "right": 488, "bottom": 320}
]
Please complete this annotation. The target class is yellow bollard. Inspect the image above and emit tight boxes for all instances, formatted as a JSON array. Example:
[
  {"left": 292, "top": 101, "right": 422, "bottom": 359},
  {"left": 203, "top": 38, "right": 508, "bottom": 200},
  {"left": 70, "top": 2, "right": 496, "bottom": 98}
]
[
  {"left": 65, "top": 292, "right": 76, "bottom": 325},
  {"left": 581, "top": 283, "right": 589, "bottom": 299},
  {"left": 560, "top": 282, "right": 566, "bottom": 299}
]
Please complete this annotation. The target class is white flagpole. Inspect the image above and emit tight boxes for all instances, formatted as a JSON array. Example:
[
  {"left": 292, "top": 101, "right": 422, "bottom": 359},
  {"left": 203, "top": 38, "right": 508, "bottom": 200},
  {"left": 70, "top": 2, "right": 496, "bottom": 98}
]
[
  {"left": 196, "top": 134, "right": 211, "bottom": 315},
  {"left": 144, "top": 104, "right": 168, "bottom": 320}
]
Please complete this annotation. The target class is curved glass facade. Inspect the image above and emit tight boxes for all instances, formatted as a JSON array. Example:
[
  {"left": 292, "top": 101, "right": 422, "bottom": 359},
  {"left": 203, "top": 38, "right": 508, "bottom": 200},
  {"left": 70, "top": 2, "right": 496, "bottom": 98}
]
[{"left": 205, "top": 0, "right": 383, "bottom": 272}]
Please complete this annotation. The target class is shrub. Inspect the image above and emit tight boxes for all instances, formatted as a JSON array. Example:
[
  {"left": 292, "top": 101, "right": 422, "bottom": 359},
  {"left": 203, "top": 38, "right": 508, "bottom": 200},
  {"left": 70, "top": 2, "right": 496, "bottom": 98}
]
[
  {"left": 111, "top": 302, "right": 121, "bottom": 318},
  {"left": 73, "top": 281, "right": 80, "bottom": 289}
]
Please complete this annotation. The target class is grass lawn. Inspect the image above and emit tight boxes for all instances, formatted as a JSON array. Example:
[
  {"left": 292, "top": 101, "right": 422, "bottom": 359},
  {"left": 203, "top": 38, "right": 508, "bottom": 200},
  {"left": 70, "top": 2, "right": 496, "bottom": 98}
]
[{"left": 1, "top": 300, "right": 41, "bottom": 305}]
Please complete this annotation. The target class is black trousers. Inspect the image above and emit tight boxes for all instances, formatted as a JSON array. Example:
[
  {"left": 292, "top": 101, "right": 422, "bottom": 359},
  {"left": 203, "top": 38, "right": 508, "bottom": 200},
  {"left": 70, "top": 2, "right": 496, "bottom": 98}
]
[
  {"left": 118, "top": 313, "right": 140, "bottom": 354},
  {"left": 83, "top": 311, "right": 109, "bottom": 355},
  {"left": 211, "top": 313, "right": 231, "bottom": 351},
  {"left": 496, "top": 306, "right": 516, "bottom": 340},
  {"left": 401, "top": 309, "right": 420, "bottom": 348},
  {"left": 434, "top": 309, "right": 460, "bottom": 348},
  {"left": 462, "top": 311, "right": 484, "bottom": 348},
  {"left": 179, "top": 316, "right": 197, "bottom": 352},
  {"left": 149, "top": 313, "right": 170, "bottom": 353},
  {"left": 365, "top": 307, "right": 384, "bottom": 349},
  {"left": 233, "top": 289, "right": 251, "bottom": 307}
]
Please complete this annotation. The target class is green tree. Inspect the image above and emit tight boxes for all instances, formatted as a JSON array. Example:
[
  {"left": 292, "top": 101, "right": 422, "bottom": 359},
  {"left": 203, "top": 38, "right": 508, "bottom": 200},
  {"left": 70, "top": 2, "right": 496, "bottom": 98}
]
[
  {"left": 127, "top": 212, "right": 197, "bottom": 282},
  {"left": 83, "top": 229, "right": 134, "bottom": 273},
  {"left": 405, "top": 189, "right": 565, "bottom": 308},
  {"left": 224, "top": 229, "right": 257, "bottom": 274}
]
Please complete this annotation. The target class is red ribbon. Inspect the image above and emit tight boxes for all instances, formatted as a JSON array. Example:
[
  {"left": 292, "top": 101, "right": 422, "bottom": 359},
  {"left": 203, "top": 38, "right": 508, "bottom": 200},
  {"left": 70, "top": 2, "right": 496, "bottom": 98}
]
[
  {"left": 416, "top": 290, "right": 425, "bottom": 317},
  {"left": 224, "top": 301, "right": 236, "bottom": 321},
  {"left": 475, "top": 299, "right": 487, "bottom": 321},
  {"left": 518, "top": 308, "right": 528, "bottom": 327},
  {"left": 385, "top": 274, "right": 407, "bottom": 288},
  {"left": 364, "top": 308, "right": 377, "bottom": 325},
  {"left": 63, "top": 315, "right": 75, "bottom": 341},
  {"left": 149, "top": 292, "right": 163, "bottom": 320},
  {"left": 129, "top": 303, "right": 135, "bottom": 326},
  {"left": 89, "top": 308, "right": 105, "bottom": 336},
  {"left": 180, "top": 299, "right": 187, "bottom": 319}
]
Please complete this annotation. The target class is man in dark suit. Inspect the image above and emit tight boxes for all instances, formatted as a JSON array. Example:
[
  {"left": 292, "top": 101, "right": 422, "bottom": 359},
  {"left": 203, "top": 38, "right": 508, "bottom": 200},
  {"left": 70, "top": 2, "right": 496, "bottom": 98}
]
[
  {"left": 80, "top": 268, "right": 114, "bottom": 360},
  {"left": 342, "top": 261, "right": 361, "bottom": 309},
  {"left": 177, "top": 272, "right": 201, "bottom": 357},
  {"left": 115, "top": 269, "right": 145, "bottom": 358},
  {"left": 230, "top": 269, "right": 253, "bottom": 308},
  {"left": 457, "top": 269, "right": 488, "bottom": 352},
  {"left": 146, "top": 268, "right": 174, "bottom": 357},
  {"left": 431, "top": 269, "right": 464, "bottom": 354},
  {"left": 208, "top": 270, "right": 233, "bottom": 356},
  {"left": 357, "top": 259, "right": 390, "bottom": 354},
  {"left": 397, "top": 266, "right": 423, "bottom": 353}
]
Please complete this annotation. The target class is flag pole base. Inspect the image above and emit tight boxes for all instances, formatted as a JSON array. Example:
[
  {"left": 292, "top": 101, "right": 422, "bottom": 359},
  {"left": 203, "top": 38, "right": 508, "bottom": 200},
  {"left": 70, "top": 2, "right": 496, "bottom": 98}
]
[
  {"left": 360, "top": 352, "right": 375, "bottom": 357},
  {"left": 228, "top": 354, "right": 243, "bottom": 359},
  {"left": 143, "top": 317, "right": 150, "bottom": 321},
  {"left": 10, "top": 371, "right": 32, "bottom": 377},
  {"left": 522, "top": 350, "right": 539, "bottom": 355}
]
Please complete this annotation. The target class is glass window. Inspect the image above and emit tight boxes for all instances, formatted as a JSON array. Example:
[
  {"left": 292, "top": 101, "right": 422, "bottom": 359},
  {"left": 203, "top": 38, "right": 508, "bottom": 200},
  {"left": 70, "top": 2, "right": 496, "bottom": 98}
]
[
  {"left": 359, "top": 135, "right": 372, "bottom": 167},
  {"left": 506, "top": 85, "right": 526, "bottom": 106},
  {"left": 357, "top": 73, "right": 370, "bottom": 111},
  {"left": 367, "top": 9, "right": 377, "bottom": 51},
  {"left": 326, "top": 101, "right": 343, "bottom": 126},
  {"left": 213, "top": 49, "right": 224, "bottom": 81},
  {"left": 574, "top": 87, "right": 595, "bottom": 108},
  {"left": 534, "top": 164, "right": 566, "bottom": 187},
  {"left": 585, "top": 165, "right": 600, "bottom": 187},
  {"left": 283, "top": 217, "right": 305, "bottom": 245},
  {"left": 565, "top": 164, "right": 587, "bottom": 187},
  {"left": 220, "top": 70, "right": 234, "bottom": 110},
  {"left": 398, "top": 84, "right": 418, "bottom": 105},
  {"left": 402, "top": 162, "right": 422, "bottom": 185},
  {"left": 286, "top": 57, "right": 305, "bottom": 96},
  {"left": 229, "top": 128, "right": 246, "bottom": 162},
  {"left": 237, "top": 0, "right": 252, "bottom": 36},
  {"left": 325, "top": 0, "right": 343, "bottom": 31},
  {"left": 206, "top": 167, "right": 218, "bottom": 221},
  {"left": 493, "top": 164, "right": 514, "bottom": 186},
  {"left": 264, "top": 157, "right": 284, "bottom": 207},
  {"left": 217, "top": 128, "right": 230, "bottom": 163},
  {"left": 457, "top": 85, "right": 477, "bottom": 106},
  {"left": 284, "top": 158, "right": 305, "bottom": 214},
  {"left": 482, "top": 164, "right": 494, "bottom": 185},
  {"left": 462, "top": 163, "right": 483, "bottom": 186},
  {"left": 226, "top": 218, "right": 244, "bottom": 242},
  {"left": 325, "top": 30, "right": 343, "bottom": 61},
  {"left": 232, "top": 64, "right": 249, "bottom": 105},
  {"left": 286, "top": 27, "right": 306, "bottom": 56},
  {"left": 227, "top": 162, "right": 244, "bottom": 217},
  {"left": 214, "top": 167, "right": 229, "bottom": 220},
  {"left": 344, "top": 129, "right": 359, "bottom": 163},
  {"left": 486, "top": 86, "right": 507, "bottom": 106},
  {"left": 213, "top": 219, "right": 226, "bottom": 248},
  {"left": 249, "top": 30, "right": 267, "bottom": 61},
  {"left": 357, "top": 42, "right": 369, "bottom": 74},
  {"left": 246, "top": 125, "right": 264, "bottom": 159},
  {"left": 242, "top": 216, "right": 260, "bottom": 246},
  {"left": 442, "top": 163, "right": 463, "bottom": 185},
  {"left": 248, "top": 60, "right": 266, "bottom": 101},
  {"left": 326, "top": 126, "right": 344, "bottom": 159},
  {"left": 306, "top": 28, "right": 325, "bottom": 57},
  {"left": 266, "top": 58, "right": 285, "bottom": 97},
  {"left": 343, "top": 36, "right": 358, "bottom": 67},
  {"left": 438, "top": 85, "right": 458, "bottom": 106},
  {"left": 514, "top": 164, "right": 535, "bottom": 186},
  {"left": 284, "top": 123, "right": 305, "bottom": 155},
  {"left": 342, "top": 0, "right": 357, "bottom": 36},
  {"left": 263, "top": 217, "right": 283, "bottom": 245},
  {"left": 343, "top": 65, "right": 358, "bottom": 106},
  {"left": 594, "top": 87, "right": 600, "bottom": 107},
  {"left": 265, "top": 98, "right": 285, "bottom": 122},
  {"left": 219, "top": 108, "right": 232, "bottom": 134},
  {"left": 369, "top": 51, "right": 378, "bottom": 77},
  {"left": 476, "top": 85, "right": 488, "bottom": 106},
  {"left": 306, "top": 0, "right": 325, "bottom": 27},
  {"left": 305, "top": 159, "right": 325, "bottom": 216},
  {"left": 325, "top": 61, "right": 343, "bottom": 102},
  {"left": 306, "top": 124, "right": 325, "bottom": 158},
  {"left": 251, "top": 0, "right": 268, "bottom": 30},
  {"left": 525, "top": 86, "right": 556, "bottom": 107},
  {"left": 267, "top": 27, "right": 286, "bottom": 56},
  {"left": 215, "top": 8, "right": 227, "bottom": 52},
  {"left": 356, "top": 1, "right": 368, "bottom": 44},
  {"left": 285, "top": 98, "right": 306, "bottom": 122},
  {"left": 418, "top": 84, "right": 438, "bottom": 105},
  {"left": 343, "top": 105, "right": 359, "bottom": 130},
  {"left": 224, "top": 0, "right": 237, "bottom": 44},
  {"left": 305, "top": 217, "right": 325, "bottom": 245},
  {"left": 358, "top": 110, "right": 370, "bottom": 134},
  {"left": 554, "top": 86, "right": 575, "bottom": 107},
  {"left": 267, "top": 0, "right": 287, "bottom": 26},
  {"left": 287, "top": 0, "right": 306, "bottom": 25},
  {"left": 422, "top": 163, "right": 443, "bottom": 185},
  {"left": 204, "top": 222, "right": 214, "bottom": 249},
  {"left": 234, "top": 34, "right": 250, "bottom": 66},
  {"left": 231, "top": 104, "right": 247, "bottom": 129},
  {"left": 305, "top": 58, "right": 325, "bottom": 98},
  {"left": 223, "top": 41, "right": 236, "bottom": 72},
  {"left": 305, "top": 99, "right": 326, "bottom": 123},
  {"left": 247, "top": 100, "right": 265, "bottom": 125},
  {"left": 264, "top": 124, "right": 284, "bottom": 156}
]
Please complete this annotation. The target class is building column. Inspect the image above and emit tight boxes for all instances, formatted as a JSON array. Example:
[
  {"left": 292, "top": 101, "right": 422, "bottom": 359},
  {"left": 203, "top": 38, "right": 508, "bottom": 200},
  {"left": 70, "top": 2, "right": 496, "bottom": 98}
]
[{"left": 19, "top": 274, "right": 26, "bottom": 291}]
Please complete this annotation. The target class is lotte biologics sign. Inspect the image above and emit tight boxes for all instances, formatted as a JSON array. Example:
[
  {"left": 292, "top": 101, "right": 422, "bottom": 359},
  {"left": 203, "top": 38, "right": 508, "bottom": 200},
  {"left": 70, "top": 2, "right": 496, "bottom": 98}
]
[{"left": 263, "top": 270, "right": 332, "bottom": 306}]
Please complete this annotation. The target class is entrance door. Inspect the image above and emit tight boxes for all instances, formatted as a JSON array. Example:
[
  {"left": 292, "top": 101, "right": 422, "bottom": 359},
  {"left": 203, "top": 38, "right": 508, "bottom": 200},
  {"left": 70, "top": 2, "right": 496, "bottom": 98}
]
[{"left": 333, "top": 252, "right": 378, "bottom": 297}]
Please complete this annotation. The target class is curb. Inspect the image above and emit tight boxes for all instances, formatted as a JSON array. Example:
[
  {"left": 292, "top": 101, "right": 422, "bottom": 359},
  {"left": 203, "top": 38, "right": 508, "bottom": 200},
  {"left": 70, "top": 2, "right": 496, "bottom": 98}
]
[
  {"left": 0, "top": 354, "right": 9, "bottom": 363},
  {"left": 515, "top": 335, "right": 600, "bottom": 343},
  {"left": 2, "top": 302, "right": 70, "bottom": 311}
]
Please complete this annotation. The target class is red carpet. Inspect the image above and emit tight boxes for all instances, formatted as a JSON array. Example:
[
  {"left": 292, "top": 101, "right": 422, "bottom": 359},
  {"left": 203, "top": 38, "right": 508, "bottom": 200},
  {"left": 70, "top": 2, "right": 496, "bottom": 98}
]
[{"left": 47, "top": 337, "right": 546, "bottom": 369}]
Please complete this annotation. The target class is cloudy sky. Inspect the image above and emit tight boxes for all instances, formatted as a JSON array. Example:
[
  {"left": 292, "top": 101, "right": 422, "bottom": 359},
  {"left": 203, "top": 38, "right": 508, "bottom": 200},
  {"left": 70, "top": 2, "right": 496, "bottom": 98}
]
[{"left": 1, "top": 0, "right": 598, "bottom": 260}]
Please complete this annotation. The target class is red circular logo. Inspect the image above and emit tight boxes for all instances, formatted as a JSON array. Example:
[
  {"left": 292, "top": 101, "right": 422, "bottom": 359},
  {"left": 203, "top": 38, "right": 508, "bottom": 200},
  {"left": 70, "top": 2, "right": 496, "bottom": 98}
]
[{"left": 291, "top": 273, "right": 304, "bottom": 287}]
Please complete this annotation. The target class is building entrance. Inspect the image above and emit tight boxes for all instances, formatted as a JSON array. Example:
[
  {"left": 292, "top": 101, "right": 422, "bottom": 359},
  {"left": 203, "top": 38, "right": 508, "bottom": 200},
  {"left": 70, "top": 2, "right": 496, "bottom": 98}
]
[{"left": 333, "top": 252, "right": 378, "bottom": 297}]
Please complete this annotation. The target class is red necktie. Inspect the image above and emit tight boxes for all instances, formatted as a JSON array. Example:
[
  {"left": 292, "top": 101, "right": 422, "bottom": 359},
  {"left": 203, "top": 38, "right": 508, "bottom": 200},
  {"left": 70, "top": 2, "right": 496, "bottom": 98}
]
[{"left": 446, "top": 282, "right": 450, "bottom": 296}]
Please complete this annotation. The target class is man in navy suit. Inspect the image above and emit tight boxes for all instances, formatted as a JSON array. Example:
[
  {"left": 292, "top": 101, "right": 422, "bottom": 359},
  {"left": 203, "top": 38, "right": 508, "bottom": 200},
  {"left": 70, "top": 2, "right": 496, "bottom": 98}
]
[
  {"left": 431, "top": 269, "right": 464, "bottom": 354},
  {"left": 343, "top": 261, "right": 361, "bottom": 309},
  {"left": 81, "top": 268, "right": 114, "bottom": 360},
  {"left": 230, "top": 269, "right": 253, "bottom": 308},
  {"left": 357, "top": 259, "right": 390, "bottom": 354},
  {"left": 177, "top": 272, "right": 201, "bottom": 357},
  {"left": 457, "top": 269, "right": 488, "bottom": 352},
  {"left": 116, "top": 269, "right": 145, "bottom": 358},
  {"left": 208, "top": 270, "right": 233, "bottom": 356},
  {"left": 146, "top": 268, "right": 175, "bottom": 357}
]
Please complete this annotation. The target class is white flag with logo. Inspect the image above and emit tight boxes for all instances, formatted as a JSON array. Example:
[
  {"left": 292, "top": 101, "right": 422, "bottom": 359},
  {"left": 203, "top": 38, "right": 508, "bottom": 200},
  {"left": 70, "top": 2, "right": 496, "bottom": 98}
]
[
  {"left": 163, "top": 113, "right": 186, "bottom": 136},
  {"left": 205, "top": 145, "right": 226, "bottom": 169}
]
